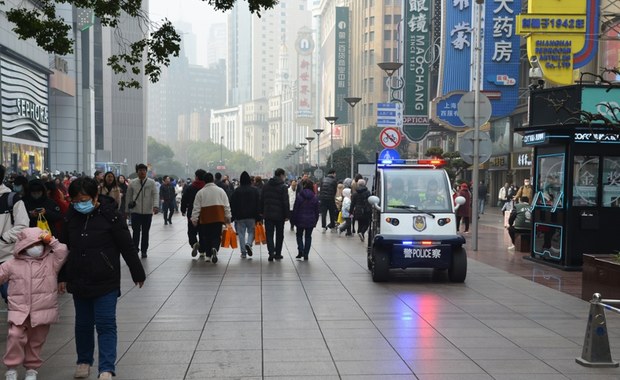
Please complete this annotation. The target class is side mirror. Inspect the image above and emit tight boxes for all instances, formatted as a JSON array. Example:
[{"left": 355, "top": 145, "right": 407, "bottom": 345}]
[
  {"left": 454, "top": 195, "right": 466, "bottom": 211},
  {"left": 368, "top": 195, "right": 381, "bottom": 211}
]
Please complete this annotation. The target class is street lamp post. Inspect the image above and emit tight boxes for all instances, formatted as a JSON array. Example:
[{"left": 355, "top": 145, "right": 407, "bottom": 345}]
[
  {"left": 344, "top": 97, "right": 362, "bottom": 178},
  {"left": 312, "top": 128, "right": 324, "bottom": 177},
  {"left": 305, "top": 136, "right": 315, "bottom": 167},
  {"left": 377, "top": 62, "right": 404, "bottom": 103},
  {"left": 295, "top": 146, "right": 302, "bottom": 176},
  {"left": 299, "top": 142, "right": 307, "bottom": 174},
  {"left": 324, "top": 116, "right": 338, "bottom": 169},
  {"left": 220, "top": 136, "right": 224, "bottom": 165}
]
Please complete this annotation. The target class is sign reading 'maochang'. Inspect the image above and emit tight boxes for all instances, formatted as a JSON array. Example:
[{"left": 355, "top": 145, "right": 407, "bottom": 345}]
[{"left": 0, "top": 56, "right": 49, "bottom": 145}]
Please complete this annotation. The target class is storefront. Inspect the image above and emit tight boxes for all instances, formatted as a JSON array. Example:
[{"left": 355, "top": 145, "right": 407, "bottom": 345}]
[{"left": 0, "top": 54, "right": 49, "bottom": 174}]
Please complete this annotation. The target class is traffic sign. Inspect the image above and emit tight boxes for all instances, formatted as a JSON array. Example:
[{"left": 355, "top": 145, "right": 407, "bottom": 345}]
[
  {"left": 377, "top": 103, "right": 402, "bottom": 127},
  {"left": 313, "top": 169, "right": 324, "bottom": 179},
  {"left": 458, "top": 131, "right": 493, "bottom": 165},
  {"left": 379, "top": 149, "right": 400, "bottom": 162},
  {"left": 457, "top": 91, "right": 492, "bottom": 128},
  {"left": 379, "top": 127, "right": 401, "bottom": 149}
]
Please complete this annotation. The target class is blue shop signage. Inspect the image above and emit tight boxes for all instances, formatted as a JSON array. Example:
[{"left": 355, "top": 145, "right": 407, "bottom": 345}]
[
  {"left": 431, "top": 91, "right": 466, "bottom": 130},
  {"left": 483, "top": 0, "right": 521, "bottom": 117},
  {"left": 440, "top": 0, "right": 472, "bottom": 95}
]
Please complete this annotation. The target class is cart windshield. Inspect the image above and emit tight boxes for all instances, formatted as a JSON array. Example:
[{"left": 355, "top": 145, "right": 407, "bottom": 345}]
[{"left": 383, "top": 169, "right": 452, "bottom": 213}]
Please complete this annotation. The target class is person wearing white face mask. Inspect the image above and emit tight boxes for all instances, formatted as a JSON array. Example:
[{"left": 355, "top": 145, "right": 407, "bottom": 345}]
[{"left": 0, "top": 227, "right": 68, "bottom": 380}]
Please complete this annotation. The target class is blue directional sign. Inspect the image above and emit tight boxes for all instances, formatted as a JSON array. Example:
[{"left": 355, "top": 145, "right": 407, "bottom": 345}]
[
  {"left": 377, "top": 103, "right": 402, "bottom": 127},
  {"left": 379, "top": 149, "right": 401, "bottom": 162}
]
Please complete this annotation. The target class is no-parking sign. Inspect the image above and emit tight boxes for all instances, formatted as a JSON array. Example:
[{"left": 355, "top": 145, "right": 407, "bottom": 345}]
[{"left": 379, "top": 127, "right": 401, "bottom": 149}]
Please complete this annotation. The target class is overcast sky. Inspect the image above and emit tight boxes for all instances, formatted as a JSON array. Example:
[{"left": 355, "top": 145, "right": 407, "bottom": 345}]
[{"left": 149, "top": 0, "right": 227, "bottom": 67}]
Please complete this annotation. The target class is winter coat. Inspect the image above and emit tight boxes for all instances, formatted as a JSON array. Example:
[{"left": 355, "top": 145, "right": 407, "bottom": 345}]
[
  {"left": 0, "top": 185, "right": 29, "bottom": 262},
  {"left": 351, "top": 185, "right": 371, "bottom": 221},
  {"left": 125, "top": 177, "right": 159, "bottom": 214},
  {"left": 291, "top": 189, "right": 320, "bottom": 229},
  {"left": 230, "top": 184, "right": 260, "bottom": 222},
  {"left": 23, "top": 193, "right": 62, "bottom": 237},
  {"left": 455, "top": 189, "right": 472, "bottom": 218},
  {"left": 0, "top": 227, "right": 68, "bottom": 327},
  {"left": 159, "top": 183, "right": 176, "bottom": 202},
  {"left": 498, "top": 186, "right": 508, "bottom": 202},
  {"left": 100, "top": 185, "right": 122, "bottom": 210},
  {"left": 260, "top": 177, "right": 290, "bottom": 222},
  {"left": 318, "top": 175, "right": 337, "bottom": 202},
  {"left": 191, "top": 183, "right": 231, "bottom": 225},
  {"left": 288, "top": 187, "right": 297, "bottom": 211},
  {"left": 515, "top": 185, "right": 534, "bottom": 204},
  {"left": 341, "top": 197, "right": 352, "bottom": 218},
  {"left": 59, "top": 196, "right": 146, "bottom": 299},
  {"left": 180, "top": 180, "right": 204, "bottom": 218}
]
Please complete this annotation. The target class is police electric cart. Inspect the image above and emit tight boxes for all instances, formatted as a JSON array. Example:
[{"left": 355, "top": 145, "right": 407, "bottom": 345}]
[{"left": 366, "top": 158, "right": 468, "bottom": 282}]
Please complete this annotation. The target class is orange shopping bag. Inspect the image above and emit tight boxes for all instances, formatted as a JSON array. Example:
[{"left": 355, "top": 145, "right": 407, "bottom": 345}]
[
  {"left": 254, "top": 222, "right": 267, "bottom": 245},
  {"left": 221, "top": 227, "right": 230, "bottom": 248},
  {"left": 227, "top": 225, "right": 238, "bottom": 249}
]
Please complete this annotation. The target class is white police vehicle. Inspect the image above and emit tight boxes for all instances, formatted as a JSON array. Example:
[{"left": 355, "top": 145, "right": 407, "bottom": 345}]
[{"left": 366, "top": 158, "right": 467, "bottom": 282}]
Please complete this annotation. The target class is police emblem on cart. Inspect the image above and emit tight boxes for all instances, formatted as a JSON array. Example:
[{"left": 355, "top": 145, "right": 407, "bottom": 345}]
[{"left": 413, "top": 216, "right": 426, "bottom": 232}]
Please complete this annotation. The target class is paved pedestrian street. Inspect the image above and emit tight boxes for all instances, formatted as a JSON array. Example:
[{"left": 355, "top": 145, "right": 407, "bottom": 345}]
[{"left": 1, "top": 212, "right": 619, "bottom": 379}]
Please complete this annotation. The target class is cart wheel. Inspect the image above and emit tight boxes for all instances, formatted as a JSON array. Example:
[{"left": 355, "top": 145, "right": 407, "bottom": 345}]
[
  {"left": 371, "top": 247, "right": 390, "bottom": 282},
  {"left": 448, "top": 246, "right": 467, "bottom": 283}
]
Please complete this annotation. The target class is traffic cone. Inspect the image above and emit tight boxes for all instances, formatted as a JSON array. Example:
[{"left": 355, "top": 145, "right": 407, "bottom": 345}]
[{"left": 575, "top": 293, "right": 619, "bottom": 368}]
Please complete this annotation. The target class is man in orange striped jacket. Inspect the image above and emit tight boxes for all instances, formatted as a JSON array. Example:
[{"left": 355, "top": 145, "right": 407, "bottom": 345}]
[{"left": 191, "top": 172, "right": 231, "bottom": 264}]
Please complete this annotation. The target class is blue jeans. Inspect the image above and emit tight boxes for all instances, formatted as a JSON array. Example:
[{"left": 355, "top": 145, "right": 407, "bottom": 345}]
[
  {"left": 73, "top": 290, "right": 119, "bottom": 376},
  {"left": 296, "top": 227, "right": 313, "bottom": 256},
  {"left": 478, "top": 198, "right": 485, "bottom": 214},
  {"left": 235, "top": 219, "right": 255, "bottom": 254}
]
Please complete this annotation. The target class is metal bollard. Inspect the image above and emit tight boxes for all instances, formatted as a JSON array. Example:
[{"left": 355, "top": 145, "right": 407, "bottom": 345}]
[{"left": 575, "top": 293, "right": 619, "bottom": 368}]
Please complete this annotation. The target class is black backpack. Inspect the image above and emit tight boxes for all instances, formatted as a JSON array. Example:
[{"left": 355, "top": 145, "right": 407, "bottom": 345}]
[{"left": 0, "top": 192, "right": 19, "bottom": 225}]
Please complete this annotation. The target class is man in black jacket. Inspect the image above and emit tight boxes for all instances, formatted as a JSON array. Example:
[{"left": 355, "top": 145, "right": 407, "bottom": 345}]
[
  {"left": 318, "top": 169, "right": 338, "bottom": 232},
  {"left": 160, "top": 176, "right": 176, "bottom": 225},
  {"left": 230, "top": 171, "right": 260, "bottom": 258},
  {"left": 260, "top": 168, "right": 289, "bottom": 262},
  {"left": 180, "top": 169, "right": 206, "bottom": 257}
]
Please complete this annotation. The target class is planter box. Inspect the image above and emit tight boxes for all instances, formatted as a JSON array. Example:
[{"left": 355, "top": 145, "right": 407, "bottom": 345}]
[{"left": 582, "top": 254, "right": 620, "bottom": 301}]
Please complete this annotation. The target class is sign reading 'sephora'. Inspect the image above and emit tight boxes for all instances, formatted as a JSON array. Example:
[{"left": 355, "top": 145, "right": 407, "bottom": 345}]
[{"left": 0, "top": 56, "right": 49, "bottom": 146}]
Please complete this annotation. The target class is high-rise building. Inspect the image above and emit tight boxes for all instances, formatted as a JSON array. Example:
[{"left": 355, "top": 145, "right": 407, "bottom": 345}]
[
  {"left": 206, "top": 23, "right": 227, "bottom": 67},
  {"left": 220, "top": 0, "right": 313, "bottom": 159}
]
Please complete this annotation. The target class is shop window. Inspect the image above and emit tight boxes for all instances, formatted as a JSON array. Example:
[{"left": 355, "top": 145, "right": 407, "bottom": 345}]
[
  {"left": 603, "top": 157, "right": 620, "bottom": 207},
  {"left": 573, "top": 156, "right": 599, "bottom": 206},
  {"left": 535, "top": 154, "right": 564, "bottom": 208}
]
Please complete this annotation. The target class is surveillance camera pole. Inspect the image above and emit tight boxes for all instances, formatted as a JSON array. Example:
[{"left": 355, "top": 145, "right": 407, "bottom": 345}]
[{"left": 471, "top": 0, "right": 484, "bottom": 251}]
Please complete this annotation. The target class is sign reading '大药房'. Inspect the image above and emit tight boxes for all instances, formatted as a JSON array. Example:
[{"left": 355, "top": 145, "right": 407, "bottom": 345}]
[{"left": 516, "top": 0, "right": 600, "bottom": 85}]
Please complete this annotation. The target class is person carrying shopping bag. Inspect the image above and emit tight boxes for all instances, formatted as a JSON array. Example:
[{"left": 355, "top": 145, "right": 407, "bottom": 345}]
[{"left": 230, "top": 171, "right": 260, "bottom": 258}]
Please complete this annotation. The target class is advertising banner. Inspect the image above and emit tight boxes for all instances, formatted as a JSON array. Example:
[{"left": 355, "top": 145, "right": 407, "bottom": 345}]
[
  {"left": 402, "top": 0, "right": 431, "bottom": 141},
  {"left": 580, "top": 87, "right": 620, "bottom": 124},
  {"left": 483, "top": 0, "right": 521, "bottom": 118},
  {"left": 439, "top": 0, "right": 472, "bottom": 95},
  {"left": 516, "top": 0, "right": 600, "bottom": 85},
  {"left": 334, "top": 7, "right": 349, "bottom": 123},
  {"left": 296, "top": 29, "right": 314, "bottom": 119}
]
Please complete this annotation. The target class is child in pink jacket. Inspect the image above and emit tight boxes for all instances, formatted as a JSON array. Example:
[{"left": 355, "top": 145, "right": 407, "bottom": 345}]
[{"left": 0, "top": 227, "right": 68, "bottom": 380}]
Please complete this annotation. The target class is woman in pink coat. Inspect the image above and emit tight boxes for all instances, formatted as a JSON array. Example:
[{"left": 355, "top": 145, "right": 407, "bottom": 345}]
[{"left": 0, "top": 227, "right": 68, "bottom": 380}]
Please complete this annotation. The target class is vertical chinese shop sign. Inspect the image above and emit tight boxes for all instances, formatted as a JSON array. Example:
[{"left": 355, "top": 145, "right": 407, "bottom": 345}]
[
  {"left": 334, "top": 7, "right": 350, "bottom": 123},
  {"left": 403, "top": 0, "right": 431, "bottom": 141}
]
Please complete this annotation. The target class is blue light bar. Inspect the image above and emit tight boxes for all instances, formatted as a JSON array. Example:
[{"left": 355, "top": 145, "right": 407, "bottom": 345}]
[{"left": 402, "top": 241, "right": 414, "bottom": 245}]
